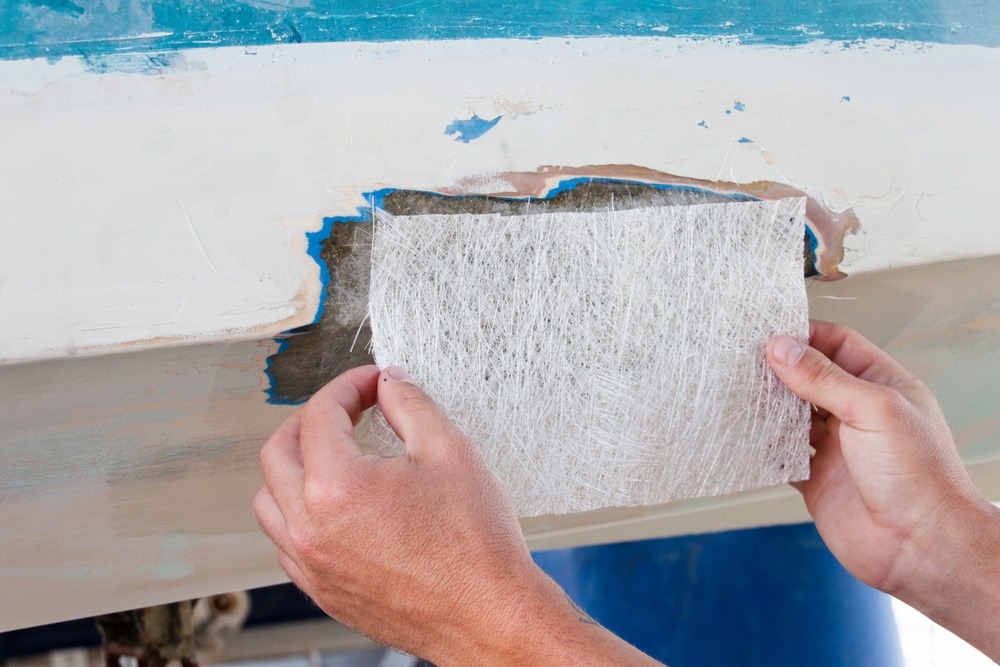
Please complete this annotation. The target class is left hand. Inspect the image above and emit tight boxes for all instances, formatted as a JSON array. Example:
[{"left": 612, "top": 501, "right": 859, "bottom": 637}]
[{"left": 253, "top": 366, "right": 569, "bottom": 665}]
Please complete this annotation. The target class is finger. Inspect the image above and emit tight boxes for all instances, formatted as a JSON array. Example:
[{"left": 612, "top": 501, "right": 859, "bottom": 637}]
[
  {"left": 299, "top": 365, "right": 381, "bottom": 473},
  {"left": 377, "top": 366, "right": 475, "bottom": 461},
  {"left": 767, "top": 334, "right": 894, "bottom": 429},
  {"left": 794, "top": 416, "right": 851, "bottom": 514},
  {"left": 259, "top": 411, "right": 305, "bottom": 512},
  {"left": 807, "top": 320, "right": 915, "bottom": 389},
  {"left": 252, "top": 486, "right": 296, "bottom": 558}
]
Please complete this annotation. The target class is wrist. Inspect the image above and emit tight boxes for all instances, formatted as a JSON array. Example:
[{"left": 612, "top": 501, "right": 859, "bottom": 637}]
[
  {"left": 890, "top": 494, "right": 1000, "bottom": 660},
  {"left": 431, "top": 563, "right": 661, "bottom": 667}
]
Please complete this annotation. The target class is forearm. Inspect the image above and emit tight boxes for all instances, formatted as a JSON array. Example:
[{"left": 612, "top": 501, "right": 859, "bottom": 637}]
[
  {"left": 890, "top": 495, "right": 1000, "bottom": 661},
  {"left": 430, "top": 567, "right": 664, "bottom": 667}
]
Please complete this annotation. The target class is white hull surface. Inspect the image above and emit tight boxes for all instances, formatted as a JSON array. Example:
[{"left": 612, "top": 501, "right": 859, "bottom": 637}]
[{"left": 2, "top": 28, "right": 999, "bottom": 630}]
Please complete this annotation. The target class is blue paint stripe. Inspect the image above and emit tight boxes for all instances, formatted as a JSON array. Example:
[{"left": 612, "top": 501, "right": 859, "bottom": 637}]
[{"left": 2, "top": 0, "right": 997, "bottom": 61}]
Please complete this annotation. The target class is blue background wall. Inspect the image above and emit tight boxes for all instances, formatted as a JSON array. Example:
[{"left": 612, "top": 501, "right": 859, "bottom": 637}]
[{"left": 534, "top": 522, "right": 904, "bottom": 666}]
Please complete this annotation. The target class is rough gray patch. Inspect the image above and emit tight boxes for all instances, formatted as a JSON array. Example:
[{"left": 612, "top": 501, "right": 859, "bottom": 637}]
[
  {"left": 267, "top": 183, "right": 818, "bottom": 403},
  {"left": 266, "top": 221, "right": 374, "bottom": 403}
]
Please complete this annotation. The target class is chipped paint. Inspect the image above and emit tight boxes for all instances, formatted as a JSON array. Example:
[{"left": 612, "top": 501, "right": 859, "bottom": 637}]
[
  {"left": 444, "top": 115, "right": 502, "bottom": 143},
  {"left": 3, "top": 37, "right": 997, "bottom": 361},
  {"left": 265, "top": 169, "right": 855, "bottom": 403},
  {"left": 442, "top": 165, "right": 860, "bottom": 279}
]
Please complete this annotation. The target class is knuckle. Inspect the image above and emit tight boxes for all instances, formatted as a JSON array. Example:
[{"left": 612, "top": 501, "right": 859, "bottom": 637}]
[
  {"left": 258, "top": 443, "right": 285, "bottom": 476},
  {"left": 869, "top": 386, "right": 910, "bottom": 421},
  {"left": 251, "top": 487, "right": 268, "bottom": 514},
  {"left": 258, "top": 442, "right": 273, "bottom": 469},
  {"left": 906, "top": 380, "right": 939, "bottom": 408},
  {"left": 398, "top": 389, "right": 438, "bottom": 417},
  {"left": 301, "top": 473, "right": 365, "bottom": 519},
  {"left": 298, "top": 400, "right": 321, "bottom": 429},
  {"left": 802, "top": 353, "right": 840, "bottom": 388},
  {"left": 835, "top": 384, "right": 908, "bottom": 427},
  {"left": 447, "top": 433, "right": 481, "bottom": 465},
  {"left": 302, "top": 477, "right": 336, "bottom": 513},
  {"left": 288, "top": 522, "right": 320, "bottom": 562},
  {"left": 824, "top": 320, "right": 849, "bottom": 340}
]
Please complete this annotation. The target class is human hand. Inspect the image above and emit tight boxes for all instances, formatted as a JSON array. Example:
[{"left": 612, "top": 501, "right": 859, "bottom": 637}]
[
  {"left": 253, "top": 366, "right": 661, "bottom": 666},
  {"left": 767, "top": 320, "right": 1000, "bottom": 659}
]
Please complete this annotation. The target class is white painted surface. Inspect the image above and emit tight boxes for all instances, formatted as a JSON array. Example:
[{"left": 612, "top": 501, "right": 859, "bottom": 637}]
[{"left": 2, "top": 38, "right": 1000, "bottom": 359}]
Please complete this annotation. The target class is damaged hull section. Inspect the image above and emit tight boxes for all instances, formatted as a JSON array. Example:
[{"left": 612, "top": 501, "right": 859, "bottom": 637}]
[{"left": 2, "top": 13, "right": 1000, "bottom": 630}]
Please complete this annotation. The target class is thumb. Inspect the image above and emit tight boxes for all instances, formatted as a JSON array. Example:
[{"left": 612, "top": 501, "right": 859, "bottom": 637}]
[
  {"left": 767, "top": 335, "right": 877, "bottom": 428},
  {"left": 376, "top": 366, "right": 476, "bottom": 461}
]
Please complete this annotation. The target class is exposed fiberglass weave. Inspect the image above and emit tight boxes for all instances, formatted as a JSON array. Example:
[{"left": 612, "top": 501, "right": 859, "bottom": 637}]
[{"left": 366, "top": 199, "right": 810, "bottom": 517}]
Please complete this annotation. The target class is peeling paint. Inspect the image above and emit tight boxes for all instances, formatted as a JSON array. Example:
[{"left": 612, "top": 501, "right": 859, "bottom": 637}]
[
  {"left": 267, "top": 166, "right": 856, "bottom": 404},
  {"left": 442, "top": 165, "right": 860, "bottom": 279},
  {"left": 444, "top": 115, "right": 502, "bottom": 143}
]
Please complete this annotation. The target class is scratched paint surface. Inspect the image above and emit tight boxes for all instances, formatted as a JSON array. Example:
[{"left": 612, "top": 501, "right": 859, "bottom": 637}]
[
  {"left": 0, "top": 339, "right": 291, "bottom": 629},
  {"left": 2, "top": 0, "right": 999, "bottom": 61}
]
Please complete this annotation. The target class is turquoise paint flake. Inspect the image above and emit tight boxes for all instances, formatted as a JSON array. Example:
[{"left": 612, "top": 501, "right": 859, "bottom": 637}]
[{"left": 1, "top": 0, "right": 999, "bottom": 62}]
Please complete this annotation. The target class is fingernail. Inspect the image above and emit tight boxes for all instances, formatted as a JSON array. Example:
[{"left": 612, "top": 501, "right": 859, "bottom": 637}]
[
  {"left": 772, "top": 335, "right": 805, "bottom": 367},
  {"left": 386, "top": 366, "right": 414, "bottom": 383}
]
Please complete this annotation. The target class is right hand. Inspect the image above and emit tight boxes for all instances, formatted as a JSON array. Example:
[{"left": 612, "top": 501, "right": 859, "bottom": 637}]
[{"left": 767, "top": 321, "right": 1000, "bottom": 660}]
